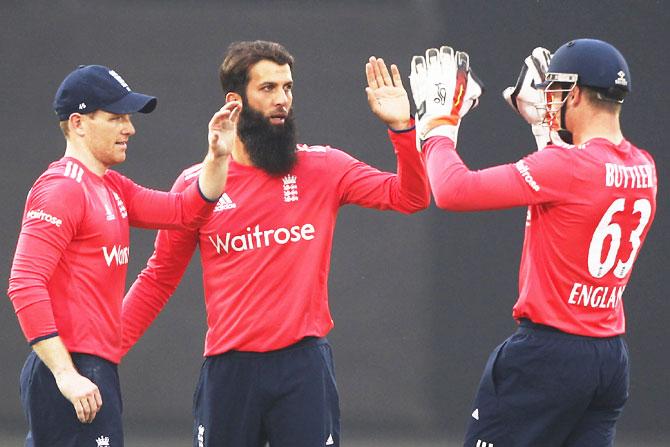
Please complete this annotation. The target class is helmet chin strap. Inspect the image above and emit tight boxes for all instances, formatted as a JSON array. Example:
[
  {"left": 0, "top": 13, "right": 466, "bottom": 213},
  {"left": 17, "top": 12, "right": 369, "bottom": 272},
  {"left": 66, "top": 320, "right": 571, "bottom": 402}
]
[{"left": 550, "top": 129, "right": 573, "bottom": 148}]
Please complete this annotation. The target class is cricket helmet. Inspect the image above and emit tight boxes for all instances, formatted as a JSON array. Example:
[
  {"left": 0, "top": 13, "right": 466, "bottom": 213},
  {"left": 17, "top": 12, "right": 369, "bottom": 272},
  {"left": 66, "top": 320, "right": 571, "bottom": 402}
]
[{"left": 544, "top": 38, "right": 631, "bottom": 102}]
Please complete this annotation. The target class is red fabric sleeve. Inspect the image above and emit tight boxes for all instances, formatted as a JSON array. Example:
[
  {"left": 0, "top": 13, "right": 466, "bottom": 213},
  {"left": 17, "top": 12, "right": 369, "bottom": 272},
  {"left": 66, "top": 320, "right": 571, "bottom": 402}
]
[
  {"left": 106, "top": 170, "right": 216, "bottom": 230},
  {"left": 333, "top": 126, "right": 430, "bottom": 213},
  {"left": 423, "top": 136, "right": 573, "bottom": 210},
  {"left": 8, "top": 177, "right": 84, "bottom": 342},
  {"left": 121, "top": 173, "right": 199, "bottom": 355}
]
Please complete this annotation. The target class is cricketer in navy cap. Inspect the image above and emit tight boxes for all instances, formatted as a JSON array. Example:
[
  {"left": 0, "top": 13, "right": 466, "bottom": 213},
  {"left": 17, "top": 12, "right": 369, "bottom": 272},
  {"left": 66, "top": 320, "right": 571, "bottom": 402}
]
[{"left": 53, "top": 65, "right": 157, "bottom": 121}]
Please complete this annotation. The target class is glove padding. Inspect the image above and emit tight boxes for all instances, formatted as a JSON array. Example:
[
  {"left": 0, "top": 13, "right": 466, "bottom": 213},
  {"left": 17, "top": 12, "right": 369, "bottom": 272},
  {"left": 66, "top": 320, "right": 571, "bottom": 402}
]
[
  {"left": 502, "top": 47, "right": 551, "bottom": 150},
  {"left": 409, "top": 46, "right": 483, "bottom": 149}
]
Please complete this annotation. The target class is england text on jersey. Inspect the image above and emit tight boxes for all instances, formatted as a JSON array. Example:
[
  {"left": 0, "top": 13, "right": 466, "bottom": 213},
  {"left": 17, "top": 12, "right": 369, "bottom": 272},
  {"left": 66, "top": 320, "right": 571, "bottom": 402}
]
[{"left": 567, "top": 283, "right": 625, "bottom": 309}]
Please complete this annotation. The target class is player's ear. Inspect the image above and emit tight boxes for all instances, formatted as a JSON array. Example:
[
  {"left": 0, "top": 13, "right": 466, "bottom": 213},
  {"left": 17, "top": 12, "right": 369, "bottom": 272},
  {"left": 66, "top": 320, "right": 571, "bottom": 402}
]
[
  {"left": 68, "top": 113, "right": 86, "bottom": 137},
  {"left": 570, "top": 85, "right": 582, "bottom": 106},
  {"left": 225, "top": 92, "right": 242, "bottom": 104}
]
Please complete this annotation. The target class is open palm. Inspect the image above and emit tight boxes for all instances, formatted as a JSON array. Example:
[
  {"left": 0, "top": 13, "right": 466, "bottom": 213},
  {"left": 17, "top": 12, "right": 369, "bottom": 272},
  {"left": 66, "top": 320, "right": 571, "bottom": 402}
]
[
  {"left": 365, "top": 57, "right": 410, "bottom": 129},
  {"left": 208, "top": 101, "right": 241, "bottom": 157}
]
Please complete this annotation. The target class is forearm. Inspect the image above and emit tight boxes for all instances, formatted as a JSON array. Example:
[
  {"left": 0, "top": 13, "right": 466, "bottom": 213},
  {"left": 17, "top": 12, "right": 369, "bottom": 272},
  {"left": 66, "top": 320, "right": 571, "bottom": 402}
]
[
  {"left": 197, "top": 100, "right": 240, "bottom": 200},
  {"left": 424, "top": 136, "right": 532, "bottom": 210},
  {"left": 197, "top": 152, "right": 231, "bottom": 201},
  {"left": 120, "top": 175, "right": 217, "bottom": 230},
  {"left": 121, "top": 275, "right": 176, "bottom": 354},
  {"left": 335, "top": 129, "right": 428, "bottom": 212},
  {"left": 121, "top": 228, "right": 196, "bottom": 354},
  {"left": 389, "top": 126, "right": 430, "bottom": 212},
  {"left": 32, "top": 336, "right": 77, "bottom": 376},
  {"left": 9, "top": 232, "right": 62, "bottom": 342}
]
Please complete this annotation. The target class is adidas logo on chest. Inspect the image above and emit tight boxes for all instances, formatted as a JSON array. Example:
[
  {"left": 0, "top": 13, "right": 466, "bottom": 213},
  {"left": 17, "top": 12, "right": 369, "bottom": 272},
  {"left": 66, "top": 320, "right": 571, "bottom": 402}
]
[
  {"left": 214, "top": 193, "right": 237, "bottom": 212},
  {"left": 215, "top": 173, "right": 302, "bottom": 212}
]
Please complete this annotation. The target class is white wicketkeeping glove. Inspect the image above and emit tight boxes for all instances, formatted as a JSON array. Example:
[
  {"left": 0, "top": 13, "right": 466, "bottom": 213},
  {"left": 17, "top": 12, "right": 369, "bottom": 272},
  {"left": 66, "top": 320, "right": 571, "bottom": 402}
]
[
  {"left": 409, "top": 46, "right": 484, "bottom": 150},
  {"left": 502, "top": 47, "right": 551, "bottom": 150}
]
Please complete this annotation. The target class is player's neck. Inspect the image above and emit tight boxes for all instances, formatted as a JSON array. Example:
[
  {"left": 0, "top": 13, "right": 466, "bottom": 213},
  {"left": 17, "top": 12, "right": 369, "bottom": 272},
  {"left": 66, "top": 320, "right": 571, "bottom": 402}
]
[
  {"left": 570, "top": 110, "right": 623, "bottom": 146},
  {"left": 63, "top": 140, "right": 107, "bottom": 176},
  {"left": 231, "top": 137, "right": 253, "bottom": 166}
]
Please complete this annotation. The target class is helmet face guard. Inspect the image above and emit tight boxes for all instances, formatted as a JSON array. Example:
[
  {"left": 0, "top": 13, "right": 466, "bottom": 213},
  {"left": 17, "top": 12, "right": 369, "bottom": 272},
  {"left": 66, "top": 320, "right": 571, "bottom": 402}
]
[{"left": 542, "top": 73, "right": 578, "bottom": 147}]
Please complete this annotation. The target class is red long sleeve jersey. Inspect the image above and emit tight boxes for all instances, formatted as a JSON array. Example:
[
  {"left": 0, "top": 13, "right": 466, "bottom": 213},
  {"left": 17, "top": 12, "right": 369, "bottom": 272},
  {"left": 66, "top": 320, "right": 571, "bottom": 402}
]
[
  {"left": 425, "top": 136, "right": 657, "bottom": 337},
  {"left": 8, "top": 157, "right": 216, "bottom": 363},
  {"left": 122, "top": 129, "right": 429, "bottom": 355}
]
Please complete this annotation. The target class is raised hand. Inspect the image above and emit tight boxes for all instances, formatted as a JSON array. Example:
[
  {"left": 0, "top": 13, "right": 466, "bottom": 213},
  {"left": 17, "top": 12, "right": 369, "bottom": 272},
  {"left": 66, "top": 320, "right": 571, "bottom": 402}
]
[
  {"left": 409, "top": 46, "right": 483, "bottom": 148},
  {"left": 365, "top": 57, "right": 411, "bottom": 130},
  {"left": 208, "top": 100, "right": 242, "bottom": 158},
  {"left": 502, "top": 47, "right": 552, "bottom": 150}
]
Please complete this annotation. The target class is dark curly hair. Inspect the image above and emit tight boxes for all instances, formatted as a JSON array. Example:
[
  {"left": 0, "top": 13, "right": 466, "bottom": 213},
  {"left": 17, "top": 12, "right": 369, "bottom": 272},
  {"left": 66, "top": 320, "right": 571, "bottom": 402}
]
[{"left": 219, "top": 40, "right": 294, "bottom": 96}]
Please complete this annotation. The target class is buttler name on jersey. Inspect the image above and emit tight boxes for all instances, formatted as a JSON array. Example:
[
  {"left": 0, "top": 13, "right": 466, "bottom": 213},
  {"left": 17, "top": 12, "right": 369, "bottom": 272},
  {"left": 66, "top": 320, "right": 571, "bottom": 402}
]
[{"left": 208, "top": 223, "right": 316, "bottom": 254}]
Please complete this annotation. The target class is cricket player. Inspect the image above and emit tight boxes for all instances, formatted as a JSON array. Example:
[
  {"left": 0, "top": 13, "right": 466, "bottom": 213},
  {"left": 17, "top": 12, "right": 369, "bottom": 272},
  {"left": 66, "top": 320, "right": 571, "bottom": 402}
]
[
  {"left": 121, "top": 40, "right": 429, "bottom": 447},
  {"left": 409, "top": 39, "right": 657, "bottom": 447},
  {"left": 8, "top": 64, "right": 238, "bottom": 447}
]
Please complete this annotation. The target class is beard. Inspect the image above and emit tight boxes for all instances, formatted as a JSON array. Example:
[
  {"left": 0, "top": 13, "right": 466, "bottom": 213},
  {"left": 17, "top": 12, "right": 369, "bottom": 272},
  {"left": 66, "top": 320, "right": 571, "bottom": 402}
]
[{"left": 237, "top": 100, "right": 297, "bottom": 176}]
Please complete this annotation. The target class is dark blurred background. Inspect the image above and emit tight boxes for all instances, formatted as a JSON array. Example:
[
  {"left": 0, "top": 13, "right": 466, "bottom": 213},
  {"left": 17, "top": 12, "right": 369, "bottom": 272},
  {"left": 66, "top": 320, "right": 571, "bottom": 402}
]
[{"left": 1, "top": 1, "right": 668, "bottom": 445}]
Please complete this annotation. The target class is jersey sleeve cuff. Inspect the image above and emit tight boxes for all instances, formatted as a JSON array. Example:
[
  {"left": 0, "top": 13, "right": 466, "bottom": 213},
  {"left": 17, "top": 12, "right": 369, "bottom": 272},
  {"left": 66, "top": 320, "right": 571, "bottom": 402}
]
[
  {"left": 196, "top": 180, "right": 221, "bottom": 203},
  {"left": 29, "top": 332, "right": 59, "bottom": 345},
  {"left": 387, "top": 117, "right": 416, "bottom": 134}
]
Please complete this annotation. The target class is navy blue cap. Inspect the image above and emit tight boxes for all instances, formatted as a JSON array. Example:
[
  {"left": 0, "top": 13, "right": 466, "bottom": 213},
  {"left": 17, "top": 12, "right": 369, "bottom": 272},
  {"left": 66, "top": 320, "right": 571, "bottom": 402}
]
[
  {"left": 542, "top": 39, "right": 631, "bottom": 99},
  {"left": 53, "top": 65, "right": 157, "bottom": 121}
]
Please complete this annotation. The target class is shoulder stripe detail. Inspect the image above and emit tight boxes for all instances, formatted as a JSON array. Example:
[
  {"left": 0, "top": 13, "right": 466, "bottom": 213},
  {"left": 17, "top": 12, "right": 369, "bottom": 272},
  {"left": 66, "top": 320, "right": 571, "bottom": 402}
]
[
  {"left": 63, "top": 161, "right": 84, "bottom": 183},
  {"left": 184, "top": 164, "right": 203, "bottom": 181}
]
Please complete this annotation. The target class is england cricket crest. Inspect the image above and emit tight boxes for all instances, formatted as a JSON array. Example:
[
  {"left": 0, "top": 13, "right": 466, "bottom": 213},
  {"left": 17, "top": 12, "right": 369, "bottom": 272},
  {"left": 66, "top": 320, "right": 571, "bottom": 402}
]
[
  {"left": 96, "top": 435, "right": 110, "bottom": 447},
  {"left": 282, "top": 174, "right": 298, "bottom": 202}
]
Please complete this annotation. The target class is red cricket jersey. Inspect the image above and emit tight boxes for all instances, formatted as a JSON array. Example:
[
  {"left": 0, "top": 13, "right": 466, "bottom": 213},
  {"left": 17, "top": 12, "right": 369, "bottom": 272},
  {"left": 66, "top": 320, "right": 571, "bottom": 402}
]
[
  {"left": 8, "top": 157, "right": 217, "bottom": 363},
  {"left": 424, "top": 136, "right": 657, "bottom": 337},
  {"left": 122, "top": 129, "right": 429, "bottom": 355}
]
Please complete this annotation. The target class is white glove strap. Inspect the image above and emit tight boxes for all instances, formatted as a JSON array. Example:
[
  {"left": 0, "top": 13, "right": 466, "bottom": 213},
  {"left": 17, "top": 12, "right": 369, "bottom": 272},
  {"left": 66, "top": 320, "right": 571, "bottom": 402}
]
[{"left": 424, "top": 124, "right": 459, "bottom": 145}]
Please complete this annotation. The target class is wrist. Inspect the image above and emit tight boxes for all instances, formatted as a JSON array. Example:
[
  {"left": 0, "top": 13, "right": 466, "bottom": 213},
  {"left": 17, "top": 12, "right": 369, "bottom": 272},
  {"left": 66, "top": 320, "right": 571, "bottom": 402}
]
[
  {"left": 52, "top": 365, "right": 77, "bottom": 378},
  {"left": 388, "top": 119, "right": 412, "bottom": 132},
  {"left": 205, "top": 150, "right": 231, "bottom": 163}
]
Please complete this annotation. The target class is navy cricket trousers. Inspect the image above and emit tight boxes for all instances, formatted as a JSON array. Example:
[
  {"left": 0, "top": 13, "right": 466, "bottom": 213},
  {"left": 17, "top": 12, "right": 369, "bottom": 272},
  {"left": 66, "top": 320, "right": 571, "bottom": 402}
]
[
  {"left": 193, "top": 336, "right": 340, "bottom": 447},
  {"left": 20, "top": 352, "right": 123, "bottom": 447},
  {"left": 463, "top": 319, "right": 629, "bottom": 447}
]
